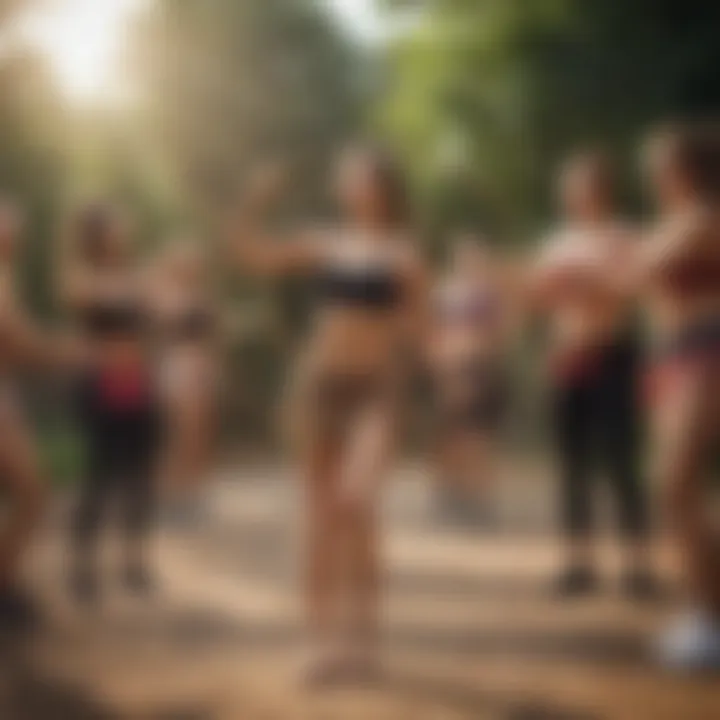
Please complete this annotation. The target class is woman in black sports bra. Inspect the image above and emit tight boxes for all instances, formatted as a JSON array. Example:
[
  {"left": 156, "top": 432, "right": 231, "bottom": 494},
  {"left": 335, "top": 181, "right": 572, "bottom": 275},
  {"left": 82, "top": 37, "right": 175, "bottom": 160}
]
[
  {"left": 641, "top": 125, "right": 720, "bottom": 670},
  {"left": 151, "top": 240, "right": 219, "bottom": 526},
  {"left": 60, "top": 203, "right": 160, "bottom": 604},
  {"left": 229, "top": 147, "right": 428, "bottom": 683}
]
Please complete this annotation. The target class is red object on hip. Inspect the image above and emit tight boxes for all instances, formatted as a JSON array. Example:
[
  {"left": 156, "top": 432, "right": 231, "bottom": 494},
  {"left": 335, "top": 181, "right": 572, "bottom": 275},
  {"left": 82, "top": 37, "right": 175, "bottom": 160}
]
[
  {"left": 550, "top": 346, "right": 603, "bottom": 387},
  {"left": 98, "top": 365, "right": 150, "bottom": 410}
]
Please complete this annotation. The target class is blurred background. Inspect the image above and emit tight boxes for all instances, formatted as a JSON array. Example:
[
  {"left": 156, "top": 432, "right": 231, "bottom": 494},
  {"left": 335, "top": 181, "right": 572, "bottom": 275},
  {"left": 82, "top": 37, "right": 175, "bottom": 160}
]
[
  {"left": 1, "top": 1, "right": 719, "bottom": 718},
  {"left": 1, "top": 0, "right": 719, "bottom": 462}
]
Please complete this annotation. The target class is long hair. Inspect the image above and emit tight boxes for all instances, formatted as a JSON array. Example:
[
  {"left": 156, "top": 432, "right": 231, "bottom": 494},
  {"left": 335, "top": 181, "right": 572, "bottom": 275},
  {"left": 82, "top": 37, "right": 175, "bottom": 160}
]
[
  {"left": 345, "top": 144, "right": 412, "bottom": 229},
  {"left": 649, "top": 122, "right": 720, "bottom": 203}
]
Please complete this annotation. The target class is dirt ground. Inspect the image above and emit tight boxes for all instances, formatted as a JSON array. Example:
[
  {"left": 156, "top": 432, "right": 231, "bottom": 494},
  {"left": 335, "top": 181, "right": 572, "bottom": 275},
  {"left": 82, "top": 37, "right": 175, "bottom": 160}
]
[{"left": 1, "top": 465, "right": 718, "bottom": 720}]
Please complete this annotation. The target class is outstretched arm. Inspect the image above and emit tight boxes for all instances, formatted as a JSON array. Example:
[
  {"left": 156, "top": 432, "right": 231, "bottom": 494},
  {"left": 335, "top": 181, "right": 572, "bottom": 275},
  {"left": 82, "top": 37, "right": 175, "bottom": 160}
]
[
  {"left": 227, "top": 165, "right": 325, "bottom": 277},
  {"left": 0, "top": 301, "right": 75, "bottom": 369},
  {"left": 641, "top": 212, "right": 715, "bottom": 283}
]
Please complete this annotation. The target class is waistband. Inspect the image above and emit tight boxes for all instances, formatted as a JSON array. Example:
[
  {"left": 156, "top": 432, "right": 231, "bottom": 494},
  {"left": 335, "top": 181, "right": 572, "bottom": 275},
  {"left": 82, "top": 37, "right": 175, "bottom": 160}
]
[
  {"left": 77, "top": 364, "right": 157, "bottom": 413},
  {"left": 654, "top": 315, "right": 720, "bottom": 361}
]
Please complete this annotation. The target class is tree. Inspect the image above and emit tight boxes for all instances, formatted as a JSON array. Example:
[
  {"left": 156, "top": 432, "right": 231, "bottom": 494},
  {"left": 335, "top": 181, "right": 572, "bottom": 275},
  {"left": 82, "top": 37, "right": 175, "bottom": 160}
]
[
  {"left": 133, "top": 0, "right": 364, "bottom": 221},
  {"left": 0, "top": 15, "right": 67, "bottom": 314},
  {"left": 379, "top": 0, "right": 720, "bottom": 240},
  {"left": 128, "top": 0, "right": 366, "bottom": 440}
]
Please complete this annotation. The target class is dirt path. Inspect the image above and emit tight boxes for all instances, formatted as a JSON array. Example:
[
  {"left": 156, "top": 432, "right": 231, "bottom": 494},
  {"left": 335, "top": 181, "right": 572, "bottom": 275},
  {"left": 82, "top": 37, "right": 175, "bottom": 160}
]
[{"left": 2, "top": 466, "right": 718, "bottom": 719}]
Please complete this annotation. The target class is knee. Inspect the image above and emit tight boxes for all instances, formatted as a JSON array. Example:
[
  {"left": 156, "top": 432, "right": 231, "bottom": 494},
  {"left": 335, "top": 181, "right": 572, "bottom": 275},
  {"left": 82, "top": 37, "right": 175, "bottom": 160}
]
[{"left": 335, "top": 488, "right": 374, "bottom": 527}]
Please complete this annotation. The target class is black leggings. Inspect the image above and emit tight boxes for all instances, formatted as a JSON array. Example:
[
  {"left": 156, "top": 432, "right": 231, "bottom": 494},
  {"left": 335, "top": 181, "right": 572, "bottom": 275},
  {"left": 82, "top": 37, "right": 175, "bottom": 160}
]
[
  {"left": 553, "top": 337, "right": 649, "bottom": 540},
  {"left": 71, "top": 373, "right": 160, "bottom": 554}
]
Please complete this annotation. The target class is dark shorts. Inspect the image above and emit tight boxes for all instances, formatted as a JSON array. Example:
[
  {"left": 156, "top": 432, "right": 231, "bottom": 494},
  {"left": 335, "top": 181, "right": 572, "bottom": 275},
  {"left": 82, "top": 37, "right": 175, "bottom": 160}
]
[
  {"left": 645, "top": 315, "right": 720, "bottom": 405},
  {"left": 73, "top": 367, "right": 162, "bottom": 467},
  {"left": 551, "top": 333, "right": 649, "bottom": 539}
]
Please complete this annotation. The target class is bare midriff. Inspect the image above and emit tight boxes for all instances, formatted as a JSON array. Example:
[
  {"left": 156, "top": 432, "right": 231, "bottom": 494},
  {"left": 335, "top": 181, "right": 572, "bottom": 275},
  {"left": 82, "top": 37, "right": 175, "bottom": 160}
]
[
  {"left": 550, "top": 292, "right": 629, "bottom": 358},
  {"left": 302, "top": 308, "right": 403, "bottom": 378}
]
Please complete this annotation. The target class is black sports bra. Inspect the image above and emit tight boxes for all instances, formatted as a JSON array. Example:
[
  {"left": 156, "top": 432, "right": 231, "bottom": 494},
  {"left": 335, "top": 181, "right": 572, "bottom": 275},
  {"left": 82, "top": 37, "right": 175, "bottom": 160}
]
[
  {"left": 81, "top": 300, "right": 146, "bottom": 339},
  {"left": 316, "top": 266, "right": 403, "bottom": 311}
]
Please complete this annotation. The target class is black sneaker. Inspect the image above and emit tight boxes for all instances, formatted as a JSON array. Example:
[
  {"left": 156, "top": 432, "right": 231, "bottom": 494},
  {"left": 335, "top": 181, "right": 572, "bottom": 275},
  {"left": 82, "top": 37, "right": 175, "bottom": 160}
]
[
  {"left": 552, "top": 566, "right": 600, "bottom": 598},
  {"left": 620, "top": 569, "right": 662, "bottom": 601},
  {"left": 0, "top": 586, "right": 40, "bottom": 633},
  {"left": 122, "top": 564, "right": 154, "bottom": 596}
]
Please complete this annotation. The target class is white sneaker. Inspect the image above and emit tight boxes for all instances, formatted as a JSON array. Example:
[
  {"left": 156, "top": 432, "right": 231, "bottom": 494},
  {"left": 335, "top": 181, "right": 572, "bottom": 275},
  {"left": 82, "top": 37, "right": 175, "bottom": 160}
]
[{"left": 657, "top": 609, "right": 720, "bottom": 672}]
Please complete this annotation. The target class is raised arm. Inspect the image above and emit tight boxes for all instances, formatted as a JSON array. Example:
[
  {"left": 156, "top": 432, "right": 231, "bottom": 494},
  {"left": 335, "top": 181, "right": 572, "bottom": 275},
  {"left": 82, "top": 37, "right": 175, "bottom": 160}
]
[
  {"left": 641, "top": 211, "right": 716, "bottom": 283},
  {"left": 0, "top": 287, "right": 73, "bottom": 369},
  {"left": 227, "top": 166, "right": 325, "bottom": 277},
  {"left": 528, "top": 229, "right": 637, "bottom": 308}
]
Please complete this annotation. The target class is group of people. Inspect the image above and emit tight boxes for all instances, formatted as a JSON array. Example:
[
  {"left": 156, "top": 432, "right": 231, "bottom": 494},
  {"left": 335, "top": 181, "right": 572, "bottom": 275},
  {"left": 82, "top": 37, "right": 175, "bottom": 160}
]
[
  {"left": 0, "top": 121, "right": 718, "bottom": 685},
  {"left": 0, "top": 208, "right": 218, "bottom": 611},
  {"left": 231, "top": 123, "right": 720, "bottom": 679}
]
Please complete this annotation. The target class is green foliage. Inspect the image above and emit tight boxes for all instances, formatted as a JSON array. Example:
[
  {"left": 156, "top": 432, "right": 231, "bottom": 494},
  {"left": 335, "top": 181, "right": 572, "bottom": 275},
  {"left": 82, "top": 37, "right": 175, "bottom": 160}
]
[
  {"left": 133, "top": 0, "right": 364, "bottom": 221},
  {"left": 38, "top": 422, "right": 85, "bottom": 487},
  {"left": 126, "top": 0, "right": 367, "bottom": 439},
  {"left": 0, "top": 46, "right": 67, "bottom": 315},
  {"left": 0, "top": 1, "right": 365, "bottom": 451},
  {"left": 380, "top": 0, "right": 720, "bottom": 243}
]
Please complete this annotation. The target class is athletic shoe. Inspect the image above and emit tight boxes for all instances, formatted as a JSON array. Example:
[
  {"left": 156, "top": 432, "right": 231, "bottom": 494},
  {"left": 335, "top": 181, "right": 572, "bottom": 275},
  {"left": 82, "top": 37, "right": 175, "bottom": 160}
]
[
  {"left": 552, "top": 565, "right": 601, "bottom": 598},
  {"left": 620, "top": 569, "right": 663, "bottom": 601},
  {"left": 657, "top": 609, "right": 720, "bottom": 672},
  {"left": 0, "top": 585, "right": 40, "bottom": 633}
]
